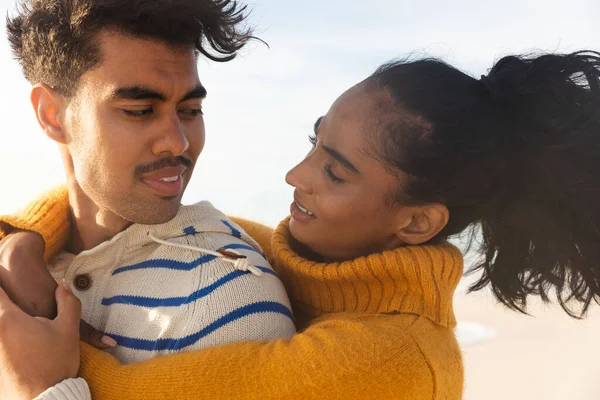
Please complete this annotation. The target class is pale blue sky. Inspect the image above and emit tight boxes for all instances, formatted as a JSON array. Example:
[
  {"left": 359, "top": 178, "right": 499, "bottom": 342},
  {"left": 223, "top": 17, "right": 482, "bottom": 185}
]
[{"left": 1, "top": 0, "right": 599, "bottom": 225}]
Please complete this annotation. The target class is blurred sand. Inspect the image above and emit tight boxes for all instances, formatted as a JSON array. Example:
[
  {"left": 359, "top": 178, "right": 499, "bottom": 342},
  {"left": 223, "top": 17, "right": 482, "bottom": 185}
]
[{"left": 455, "top": 284, "right": 600, "bottom": 400}]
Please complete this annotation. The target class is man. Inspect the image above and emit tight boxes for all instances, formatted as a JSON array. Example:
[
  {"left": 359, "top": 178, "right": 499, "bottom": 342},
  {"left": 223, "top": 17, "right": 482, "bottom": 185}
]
[{"left": 0, "top": 0, "right": 295, "bottom": 395}]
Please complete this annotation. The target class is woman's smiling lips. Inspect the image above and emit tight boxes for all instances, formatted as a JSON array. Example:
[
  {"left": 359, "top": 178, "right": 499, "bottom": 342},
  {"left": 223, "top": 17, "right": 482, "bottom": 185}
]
[
  {"left": 290, "top": 199, "right": 316, "bottom": 222},
  {"left": 140, "top": 165, "right": 186, "bottom": 196}
]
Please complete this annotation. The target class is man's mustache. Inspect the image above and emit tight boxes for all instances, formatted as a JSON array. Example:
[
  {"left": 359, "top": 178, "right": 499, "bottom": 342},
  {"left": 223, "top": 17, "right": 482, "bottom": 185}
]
[{"left": 135, "top": 156, "right": 193, "bottom": 176}]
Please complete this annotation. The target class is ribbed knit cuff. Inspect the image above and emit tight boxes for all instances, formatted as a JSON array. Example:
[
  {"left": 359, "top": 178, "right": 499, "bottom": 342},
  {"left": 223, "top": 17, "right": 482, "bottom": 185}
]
[
  {"left": 34, "top": 378, "right": 91, "bottom": 400},
  {"left": 0, "top": 185, "right": 70, "bottom": 262}
]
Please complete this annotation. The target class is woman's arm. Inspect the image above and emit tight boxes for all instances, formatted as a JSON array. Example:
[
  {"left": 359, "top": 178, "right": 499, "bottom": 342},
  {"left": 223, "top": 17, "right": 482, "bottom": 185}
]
[
  {"left": 0, "top": 186, "right": 70, "bottom": 262},
  {"left": 77, "top": 313, "right": 435, "bottom": 400}
]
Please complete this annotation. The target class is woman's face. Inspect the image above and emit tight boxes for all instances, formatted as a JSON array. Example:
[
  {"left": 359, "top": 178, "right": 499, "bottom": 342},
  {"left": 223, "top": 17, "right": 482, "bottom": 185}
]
[{"left": 285, "top": 82, "right": 407, "bottom": 261}]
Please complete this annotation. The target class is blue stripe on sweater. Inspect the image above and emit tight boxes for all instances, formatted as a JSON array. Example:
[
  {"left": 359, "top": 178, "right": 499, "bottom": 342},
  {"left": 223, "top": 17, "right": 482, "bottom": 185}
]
[
  {"left": 113, "top": 254, "right": 216, "bottom": 275},
  {"left": 102, "top": 266, "right": 277, "bottom": 307},
  {"left": 107, "top": 301, "right": 293, "bottom": 351},
  {"left": 113, "top": 244, "right": 266, "bottom": 276},
  {"left": 222, "top": 220, "right": 242, "bottom": 238}
]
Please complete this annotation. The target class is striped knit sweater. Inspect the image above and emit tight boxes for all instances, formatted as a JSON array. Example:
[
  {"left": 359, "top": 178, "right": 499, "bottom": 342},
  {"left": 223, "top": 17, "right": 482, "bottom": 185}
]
[{"left": 44, "top": 201, "right": 295, "bottom": 363}]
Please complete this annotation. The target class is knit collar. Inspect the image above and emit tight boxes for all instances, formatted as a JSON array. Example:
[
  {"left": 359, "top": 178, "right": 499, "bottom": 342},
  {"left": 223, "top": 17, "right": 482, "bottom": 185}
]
[{"left": 271, "top": 218, "right": 464, "bottom": 328}]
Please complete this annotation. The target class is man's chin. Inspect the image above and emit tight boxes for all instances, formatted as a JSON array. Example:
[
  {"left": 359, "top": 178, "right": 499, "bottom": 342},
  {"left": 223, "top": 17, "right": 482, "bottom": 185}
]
[{"left": 126, "top": 202, "right": 182, "bottom": 225}]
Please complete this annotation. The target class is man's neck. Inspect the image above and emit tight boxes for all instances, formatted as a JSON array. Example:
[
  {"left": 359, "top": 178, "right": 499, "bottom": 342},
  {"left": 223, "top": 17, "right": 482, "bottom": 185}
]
[{"left": 66, "top": 183, "right": 132, "bottom": 254}]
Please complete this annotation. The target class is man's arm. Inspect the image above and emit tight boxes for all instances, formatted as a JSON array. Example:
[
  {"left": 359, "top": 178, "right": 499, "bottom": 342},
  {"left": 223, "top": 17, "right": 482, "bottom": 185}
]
[
  {"left": 0, "top": 231, "right": 118, "bottom": 350},
  {"left": 34, "top": 378, "right": 91, "bottom": 400},
  {"left": 0, "top": 186, "right": 70, "bottom": 319},
  {"left": 0, "top": 284, "right": 81, "bottom": 400},
  {"left": 0, "top": 230, "right": 57, "bottom": 318}
]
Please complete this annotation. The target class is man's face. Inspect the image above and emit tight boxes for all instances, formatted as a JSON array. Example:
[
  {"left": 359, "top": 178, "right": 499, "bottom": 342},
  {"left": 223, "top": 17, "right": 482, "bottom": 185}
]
[{"left": 61, "top": 30, "right": 205, "bottom": 224}]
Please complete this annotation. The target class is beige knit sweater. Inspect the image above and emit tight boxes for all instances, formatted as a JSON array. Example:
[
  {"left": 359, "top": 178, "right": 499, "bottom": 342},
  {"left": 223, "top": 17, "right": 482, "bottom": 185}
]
[{"left": 45, "top": 201, "right": 295, "bottom": 364}]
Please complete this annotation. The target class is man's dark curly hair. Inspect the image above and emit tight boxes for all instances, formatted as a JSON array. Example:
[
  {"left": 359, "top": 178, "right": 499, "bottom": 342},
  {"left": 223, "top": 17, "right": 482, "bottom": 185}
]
[{"left": 7, "top": 0, "right": 253, "bottom": 96}]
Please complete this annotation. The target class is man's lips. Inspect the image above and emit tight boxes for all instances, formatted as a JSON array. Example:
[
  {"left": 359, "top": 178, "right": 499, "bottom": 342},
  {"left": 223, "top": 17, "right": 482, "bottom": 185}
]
[
  {"left": 140, "top": 165, "right": 187, "bottom": 181},
  {"left": 141, "top": 166, "right": 187, "bottom": 196}
]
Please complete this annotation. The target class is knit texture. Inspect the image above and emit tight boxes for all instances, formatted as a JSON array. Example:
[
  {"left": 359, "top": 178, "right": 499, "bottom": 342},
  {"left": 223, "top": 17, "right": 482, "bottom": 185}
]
[
  {"left": 34, "top": 378, "right": 91, "bottom": 400},
  {"left": 1, "top": 187, "right": 465, "bottom": 399},
  {"left": 0, "top": 185, "right": 70, "bottom": 261},
  {"left": 272, "top": 217, "right": 461, "bottom": 329},
  {"left": 0, "top": 189, "right": 295, "bottom": 364},
  {"left": 54, "top": 203, "right": 295, "bottom": 363}
]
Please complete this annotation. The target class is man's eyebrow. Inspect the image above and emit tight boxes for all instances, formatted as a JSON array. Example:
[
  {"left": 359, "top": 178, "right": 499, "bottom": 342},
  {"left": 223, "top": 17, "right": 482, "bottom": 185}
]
[
  {"left": 109, "top": 84, "right": 207, "bottom": 102},
  {"left": 180, "top": 85, "right": 207, "bottom": 102},
  {"left": 109, "top": 86, "right": 166, "bottom": 101},
  {"left": 322, "top": 144, "right": 360, "bottom": 174}
]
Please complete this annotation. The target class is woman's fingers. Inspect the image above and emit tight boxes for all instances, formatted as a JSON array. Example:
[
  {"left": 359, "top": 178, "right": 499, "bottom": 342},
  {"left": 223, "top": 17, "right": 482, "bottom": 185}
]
[{"left": 79, "top": 318, "right": 117, "bottom": 349}]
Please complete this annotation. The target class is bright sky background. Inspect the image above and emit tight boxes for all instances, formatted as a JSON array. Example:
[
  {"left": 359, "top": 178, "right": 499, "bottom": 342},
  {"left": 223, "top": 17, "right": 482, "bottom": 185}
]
[{"left": 1, "top": 0, "right": 599, "bottom": 227}]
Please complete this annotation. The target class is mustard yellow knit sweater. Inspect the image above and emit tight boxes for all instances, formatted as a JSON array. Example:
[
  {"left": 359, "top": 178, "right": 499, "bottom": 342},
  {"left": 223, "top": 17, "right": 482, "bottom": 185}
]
[{"left": 0, "top": 187, "right": 464, "bottom": 399}]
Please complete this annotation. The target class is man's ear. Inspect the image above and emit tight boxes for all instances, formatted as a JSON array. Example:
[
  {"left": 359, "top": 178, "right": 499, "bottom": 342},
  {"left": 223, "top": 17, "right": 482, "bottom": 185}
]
[
  {"left": 30, "top": 84, "right": 68, "bottom": 144},
  {"left": 395, "top": 203, "right": 449, "bottom": 245}
]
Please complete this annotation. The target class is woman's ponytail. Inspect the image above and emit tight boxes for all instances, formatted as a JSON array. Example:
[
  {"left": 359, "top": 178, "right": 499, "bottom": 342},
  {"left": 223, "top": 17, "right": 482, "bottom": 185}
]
[
  {"left": 471, "top": 51, "right": 600, "bottom": 317},
  {"left": 369, "top": 51, "right": 600, "bottom": 316}
]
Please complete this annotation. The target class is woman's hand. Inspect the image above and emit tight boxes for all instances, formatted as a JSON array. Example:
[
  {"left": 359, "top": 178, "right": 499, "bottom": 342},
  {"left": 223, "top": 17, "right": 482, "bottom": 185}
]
[{"left": 0, "top": 284, "right": 82, "bottom": 400}]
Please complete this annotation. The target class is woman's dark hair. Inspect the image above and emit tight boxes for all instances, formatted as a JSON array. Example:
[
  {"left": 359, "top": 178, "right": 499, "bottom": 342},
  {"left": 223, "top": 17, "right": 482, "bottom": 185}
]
[
  {"left": 7, "top": 0, "right": 253, "bottom": 96},
  {"left": 368, "top": 51, "right": 600, "bottom": 317}
]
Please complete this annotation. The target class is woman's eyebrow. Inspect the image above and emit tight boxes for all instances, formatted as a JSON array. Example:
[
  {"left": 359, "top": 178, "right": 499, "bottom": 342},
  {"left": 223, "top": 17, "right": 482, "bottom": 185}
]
[
  {"left": 313, "top": 116, "right": 323, "bottom": 135},
  {"left": 321, "top": 144, "right": 360, "bottom": 174}
]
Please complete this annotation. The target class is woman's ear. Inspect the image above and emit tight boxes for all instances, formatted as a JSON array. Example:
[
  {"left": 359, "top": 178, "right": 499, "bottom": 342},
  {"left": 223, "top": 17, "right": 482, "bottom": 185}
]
[
  {"left": 30, "top": 84, "right": 68, "bottom": 144},
  {"left": 395, "top": 203, "right": 449, "bottom": 245}
]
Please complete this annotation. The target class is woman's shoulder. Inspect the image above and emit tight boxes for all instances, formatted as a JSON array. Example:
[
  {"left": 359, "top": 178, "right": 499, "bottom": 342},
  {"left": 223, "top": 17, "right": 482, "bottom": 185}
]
[
  {"left": 229, "top": 217, "right": 275, "bottom": 261},
  {"left": 408, "top": 315, "right": 464, "bottom": 396}
]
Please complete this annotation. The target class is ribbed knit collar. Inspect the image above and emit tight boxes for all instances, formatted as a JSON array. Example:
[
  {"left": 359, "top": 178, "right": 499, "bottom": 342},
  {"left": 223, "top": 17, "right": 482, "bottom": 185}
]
[{"left": 272, "top": 218, "right": 464, "bottom": 328}]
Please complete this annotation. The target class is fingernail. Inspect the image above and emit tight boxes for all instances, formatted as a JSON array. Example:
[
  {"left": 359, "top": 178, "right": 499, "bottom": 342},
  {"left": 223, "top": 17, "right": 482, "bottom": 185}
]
[
  {"left": 101, "top": 335, "right": 117, "bottom": 347},
  {"left": 61, "top": 282, "right": 72, "bottom": 293}
]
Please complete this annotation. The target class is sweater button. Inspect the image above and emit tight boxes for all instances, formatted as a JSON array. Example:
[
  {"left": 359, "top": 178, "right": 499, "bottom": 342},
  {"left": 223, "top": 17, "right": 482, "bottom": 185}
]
[{"left": 74, "top": 274, "right": 92, "bottom": 291}]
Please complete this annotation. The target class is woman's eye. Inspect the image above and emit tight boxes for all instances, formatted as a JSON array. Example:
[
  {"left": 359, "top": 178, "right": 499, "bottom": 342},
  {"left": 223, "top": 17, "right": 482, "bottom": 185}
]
[
  {"left": 308, "top": 134, "right": 317, "bottom": 147},
  {"left": 121, "top": 109, "right": 153, "bottom": 117},
  {"left": 325, "top": 164, "right": 344, "bottom": 184}
]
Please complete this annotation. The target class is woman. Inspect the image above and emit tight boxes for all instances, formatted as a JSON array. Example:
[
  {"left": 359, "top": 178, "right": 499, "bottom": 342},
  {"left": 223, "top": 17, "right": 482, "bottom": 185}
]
[{"left": 1, "top": 50, "right": 599, "bottom": 399}]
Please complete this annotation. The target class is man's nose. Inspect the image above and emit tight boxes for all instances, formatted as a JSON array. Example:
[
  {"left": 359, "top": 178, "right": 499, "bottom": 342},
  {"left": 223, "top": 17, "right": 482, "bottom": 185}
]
[{"left": 152, "top": 115, "right": 190, "bottom": 157}]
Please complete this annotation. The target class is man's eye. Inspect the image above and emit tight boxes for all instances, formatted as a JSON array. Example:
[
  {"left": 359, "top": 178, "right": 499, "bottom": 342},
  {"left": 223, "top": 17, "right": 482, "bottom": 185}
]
[
  {"left": 179, "top": 109, "right": 203, "bottom": 117},
  {"left": 121, "top": 109, "right": 153, "bottom": 117}
]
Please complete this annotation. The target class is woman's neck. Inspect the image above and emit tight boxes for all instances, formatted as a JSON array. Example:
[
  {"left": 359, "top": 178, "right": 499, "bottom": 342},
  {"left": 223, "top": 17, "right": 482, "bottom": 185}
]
[{"left": 272, "top": 217, "right": 464, "bottom": 328}]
